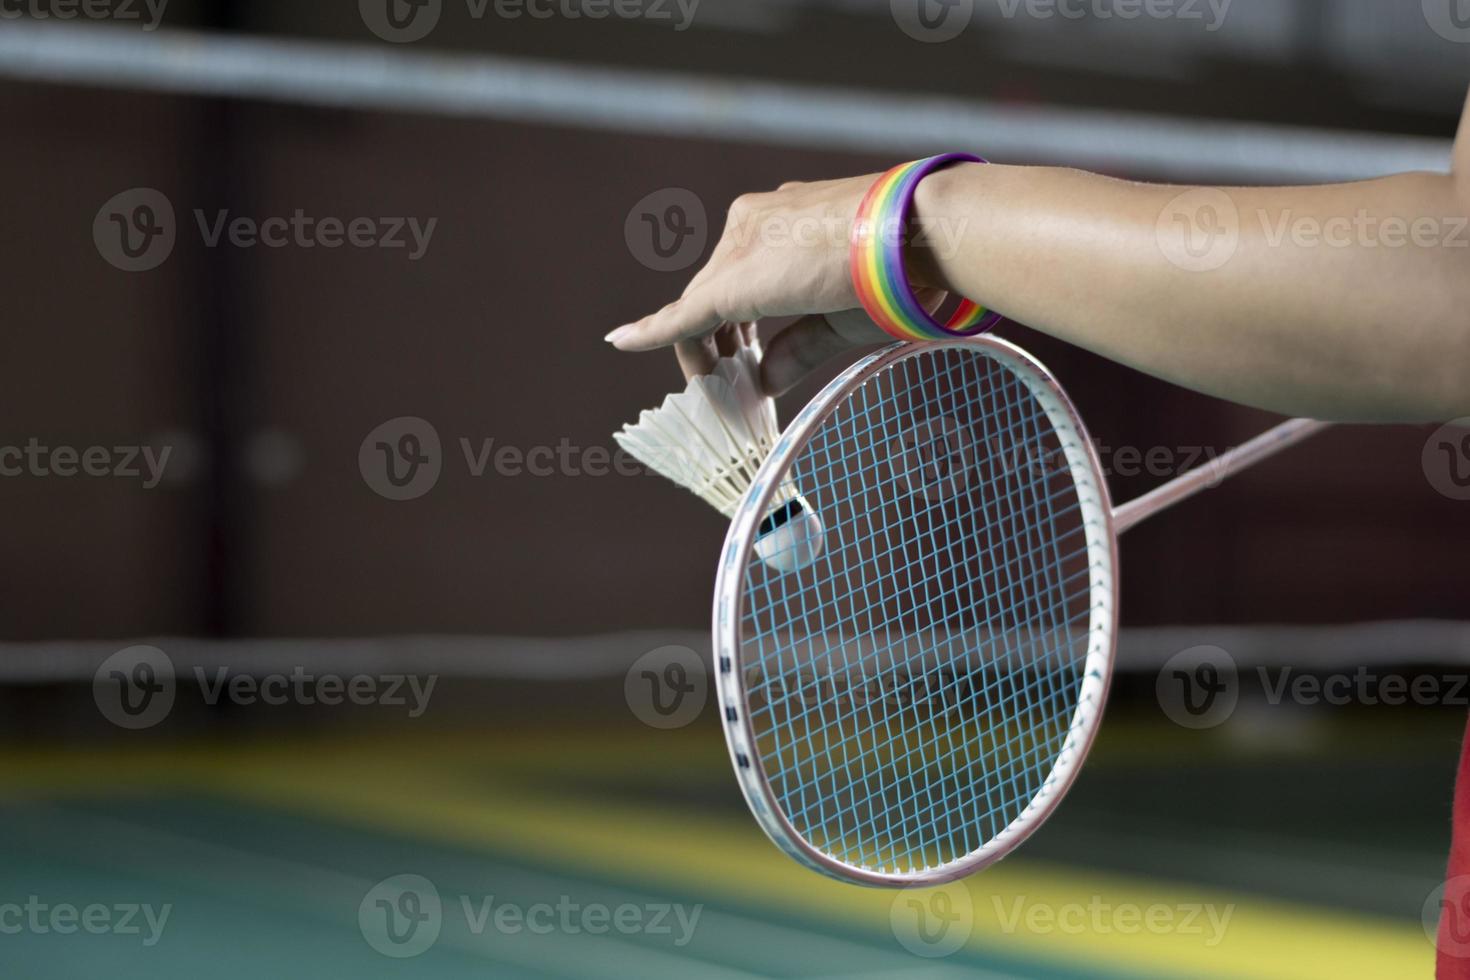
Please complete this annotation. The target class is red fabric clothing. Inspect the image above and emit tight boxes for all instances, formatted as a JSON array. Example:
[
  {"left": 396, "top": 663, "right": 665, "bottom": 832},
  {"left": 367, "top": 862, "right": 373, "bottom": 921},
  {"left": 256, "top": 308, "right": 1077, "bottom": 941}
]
[{"left": 1439, "top": 720, "right": 1470, "bottom": 977}]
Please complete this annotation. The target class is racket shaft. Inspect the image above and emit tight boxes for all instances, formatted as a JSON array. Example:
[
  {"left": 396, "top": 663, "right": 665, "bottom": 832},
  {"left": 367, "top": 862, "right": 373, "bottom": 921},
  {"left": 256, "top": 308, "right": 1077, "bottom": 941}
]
[{"left": 1112, "top": 418, "right": 1331, "bottom": 534}]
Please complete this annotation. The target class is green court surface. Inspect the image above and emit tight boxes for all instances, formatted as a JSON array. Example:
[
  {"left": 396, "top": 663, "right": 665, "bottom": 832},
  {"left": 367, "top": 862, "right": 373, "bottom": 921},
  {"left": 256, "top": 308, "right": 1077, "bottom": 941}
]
[{"left": 0, "top": 703, "right": 1456, "bottom": 979}]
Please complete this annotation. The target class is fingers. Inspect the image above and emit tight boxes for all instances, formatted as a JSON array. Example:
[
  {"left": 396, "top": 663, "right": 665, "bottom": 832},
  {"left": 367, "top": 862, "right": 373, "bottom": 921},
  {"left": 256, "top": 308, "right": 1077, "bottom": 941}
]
[
  {"left": 822, "top": 307, "right": 892, "bottom": 346},
  {"left": 607, "top": 293, "right": 724, "bottom": 351},
  {"left": 760, "top": 315, "right": 859, "bottom": 396},
  {"left": 674, "top": 323, "right": 753, "bottom": 381},
  {"left": 713, "top": 323, "right": 743, "bottom": 359},
  {"left": 675, "top": 338, "right": 718, "bottom": 382},
  {"left": 762, "top": 310, "right": 891, "bottom": 396}
]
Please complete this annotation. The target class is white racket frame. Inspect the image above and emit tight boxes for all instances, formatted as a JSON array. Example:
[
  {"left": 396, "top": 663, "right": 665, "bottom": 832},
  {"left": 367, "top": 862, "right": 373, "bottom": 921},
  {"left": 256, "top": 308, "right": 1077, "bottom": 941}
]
[
  {"left": 713, "top": 337, "right": 1119, "bottom": 886},
  {"left": 713, "top": 336, "right": 1330, "bottom": 887}
]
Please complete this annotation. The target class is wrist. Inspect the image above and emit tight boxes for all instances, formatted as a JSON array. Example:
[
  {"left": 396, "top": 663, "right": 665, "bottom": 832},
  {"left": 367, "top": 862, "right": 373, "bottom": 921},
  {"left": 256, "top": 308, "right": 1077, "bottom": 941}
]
[
  {"left": 905, "top": 161, "right": 980, "bottom": 291},
  {"left": 851, "top": 154, "right": 999, "bottom": 341}
]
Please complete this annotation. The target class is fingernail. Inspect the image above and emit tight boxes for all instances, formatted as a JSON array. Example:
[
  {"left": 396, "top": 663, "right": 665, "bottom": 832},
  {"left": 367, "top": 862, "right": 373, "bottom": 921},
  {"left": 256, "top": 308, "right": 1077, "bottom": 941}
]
[{"left": 604, "top": 326, "right": 631, "bottom": 345}]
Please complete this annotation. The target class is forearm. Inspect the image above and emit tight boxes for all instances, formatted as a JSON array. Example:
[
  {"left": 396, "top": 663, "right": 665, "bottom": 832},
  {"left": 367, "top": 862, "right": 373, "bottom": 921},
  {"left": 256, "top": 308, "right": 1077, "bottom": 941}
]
[{"left": 913, "top": 163, "right": 1470, "bottom": 423}]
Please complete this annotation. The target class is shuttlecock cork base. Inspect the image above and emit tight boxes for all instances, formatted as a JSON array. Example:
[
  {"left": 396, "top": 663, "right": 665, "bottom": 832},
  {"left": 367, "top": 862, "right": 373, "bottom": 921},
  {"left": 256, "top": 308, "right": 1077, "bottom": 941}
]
[{"left": 614, "top": 348, "right": 826, "bottom": 574}]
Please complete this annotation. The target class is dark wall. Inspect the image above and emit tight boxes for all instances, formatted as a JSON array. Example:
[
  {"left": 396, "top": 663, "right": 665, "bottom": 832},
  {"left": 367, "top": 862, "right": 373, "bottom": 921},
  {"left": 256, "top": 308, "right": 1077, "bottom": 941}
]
[{"left": 1, "top": 82, "right": 1465, "bottom": 640}]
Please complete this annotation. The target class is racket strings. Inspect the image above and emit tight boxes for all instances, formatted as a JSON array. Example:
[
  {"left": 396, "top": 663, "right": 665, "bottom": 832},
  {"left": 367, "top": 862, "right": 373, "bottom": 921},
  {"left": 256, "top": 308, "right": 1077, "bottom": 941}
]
[
  {"left": 744, "top": 483, "right": 1090, "bottom": 642},
  {"left": 742, "top": 398, "right": 1094, "bottom": 693},
  {"left": 747, "top": 389, "right": 1079, "bottom": 573},
  {"left": 868, "top": 357, "right": 1072, "bottom": 868},
  {"left": 764, "top": 358, "right": 1087, "bottom": 863},
  {"left": 779, "top": 580, "right": 1093, "bottom": 862},
  {"left": 743, "top": 534, "right": 1096, "bottom": 736},
  {"left": 740, "top": 349, "right": 1097, "bottom": 874},
  {"left": 762, "top": 609, "right": 1095, "bottom": 865},
  {"left": 752, "top": 600, "right": 1095, "bottom": 786}
]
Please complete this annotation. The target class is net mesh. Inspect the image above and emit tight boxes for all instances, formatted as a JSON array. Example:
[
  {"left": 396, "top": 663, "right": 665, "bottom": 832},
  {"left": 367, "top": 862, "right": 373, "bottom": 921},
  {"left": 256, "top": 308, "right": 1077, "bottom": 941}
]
[{"left": 740, "top": 346, "right": 1099, "bottom": 875}]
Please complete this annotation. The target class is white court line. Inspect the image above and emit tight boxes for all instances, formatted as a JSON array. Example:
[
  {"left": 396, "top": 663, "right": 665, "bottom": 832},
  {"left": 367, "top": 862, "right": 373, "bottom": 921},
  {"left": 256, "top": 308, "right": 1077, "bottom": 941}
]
[
  {"left": 0, "top": 22, "right": 1453, "bottom": 182},
  {"left": 3, "top": 621, "right": 1470, "bottom": 683}
]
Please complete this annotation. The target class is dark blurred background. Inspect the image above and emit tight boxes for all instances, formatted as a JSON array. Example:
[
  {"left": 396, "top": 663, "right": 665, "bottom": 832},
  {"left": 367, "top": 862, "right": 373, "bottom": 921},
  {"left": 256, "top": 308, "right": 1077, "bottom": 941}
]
[
  {"left": 0, "top": 1, "right": 1466, "bottom": 642},
  {"left": 0, "top": 3, "right": 1466, "bottom": 978}
]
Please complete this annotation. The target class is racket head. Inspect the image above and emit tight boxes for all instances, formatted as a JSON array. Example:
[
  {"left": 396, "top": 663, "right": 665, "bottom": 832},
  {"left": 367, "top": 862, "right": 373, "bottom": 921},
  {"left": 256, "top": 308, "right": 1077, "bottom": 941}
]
[{"left": 713, "top": 338, "right": 1118, "bottom": 886}]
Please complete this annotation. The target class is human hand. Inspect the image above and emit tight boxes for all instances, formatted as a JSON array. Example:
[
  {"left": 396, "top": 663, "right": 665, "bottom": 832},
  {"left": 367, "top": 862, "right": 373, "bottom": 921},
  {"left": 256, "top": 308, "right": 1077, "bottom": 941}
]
[{"left": 609, "top": 174, "right": 947, "bottom": 394}]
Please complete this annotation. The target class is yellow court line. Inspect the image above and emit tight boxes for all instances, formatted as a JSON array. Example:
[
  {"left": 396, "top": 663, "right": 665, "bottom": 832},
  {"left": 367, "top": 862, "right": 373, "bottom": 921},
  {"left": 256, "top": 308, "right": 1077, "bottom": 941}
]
[
  {"left": 219, "top": 750, "right": 1430, "bottom": 980},
  {"left": 0, "top": 735, "right": 1435, "bottom": 979}
]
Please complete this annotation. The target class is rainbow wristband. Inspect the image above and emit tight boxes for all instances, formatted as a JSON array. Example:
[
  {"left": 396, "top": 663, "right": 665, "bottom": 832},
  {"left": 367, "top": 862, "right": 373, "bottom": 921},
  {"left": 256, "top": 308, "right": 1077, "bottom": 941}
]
[{"left": 850, "top": 153, "right": 1001, "bottom": 341}]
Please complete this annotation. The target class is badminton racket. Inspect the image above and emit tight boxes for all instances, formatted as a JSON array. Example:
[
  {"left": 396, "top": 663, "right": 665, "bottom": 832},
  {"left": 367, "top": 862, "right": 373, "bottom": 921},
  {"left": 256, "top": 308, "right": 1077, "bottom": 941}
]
[{"left": 713, "top": 336, "right": 1329, "bottom": 886}]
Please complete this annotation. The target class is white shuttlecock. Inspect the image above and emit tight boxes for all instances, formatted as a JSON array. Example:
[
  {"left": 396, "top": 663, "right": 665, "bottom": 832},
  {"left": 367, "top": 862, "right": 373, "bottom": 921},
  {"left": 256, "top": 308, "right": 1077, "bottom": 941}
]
[{"left": 614, "top": 348, "right": 825, "bottom": 574}]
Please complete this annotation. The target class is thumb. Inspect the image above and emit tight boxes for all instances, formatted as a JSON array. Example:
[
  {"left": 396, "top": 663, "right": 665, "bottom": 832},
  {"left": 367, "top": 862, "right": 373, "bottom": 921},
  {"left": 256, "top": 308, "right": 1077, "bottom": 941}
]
[{"left": 761, "top": 311, "right": 887, "bottom": 397}]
